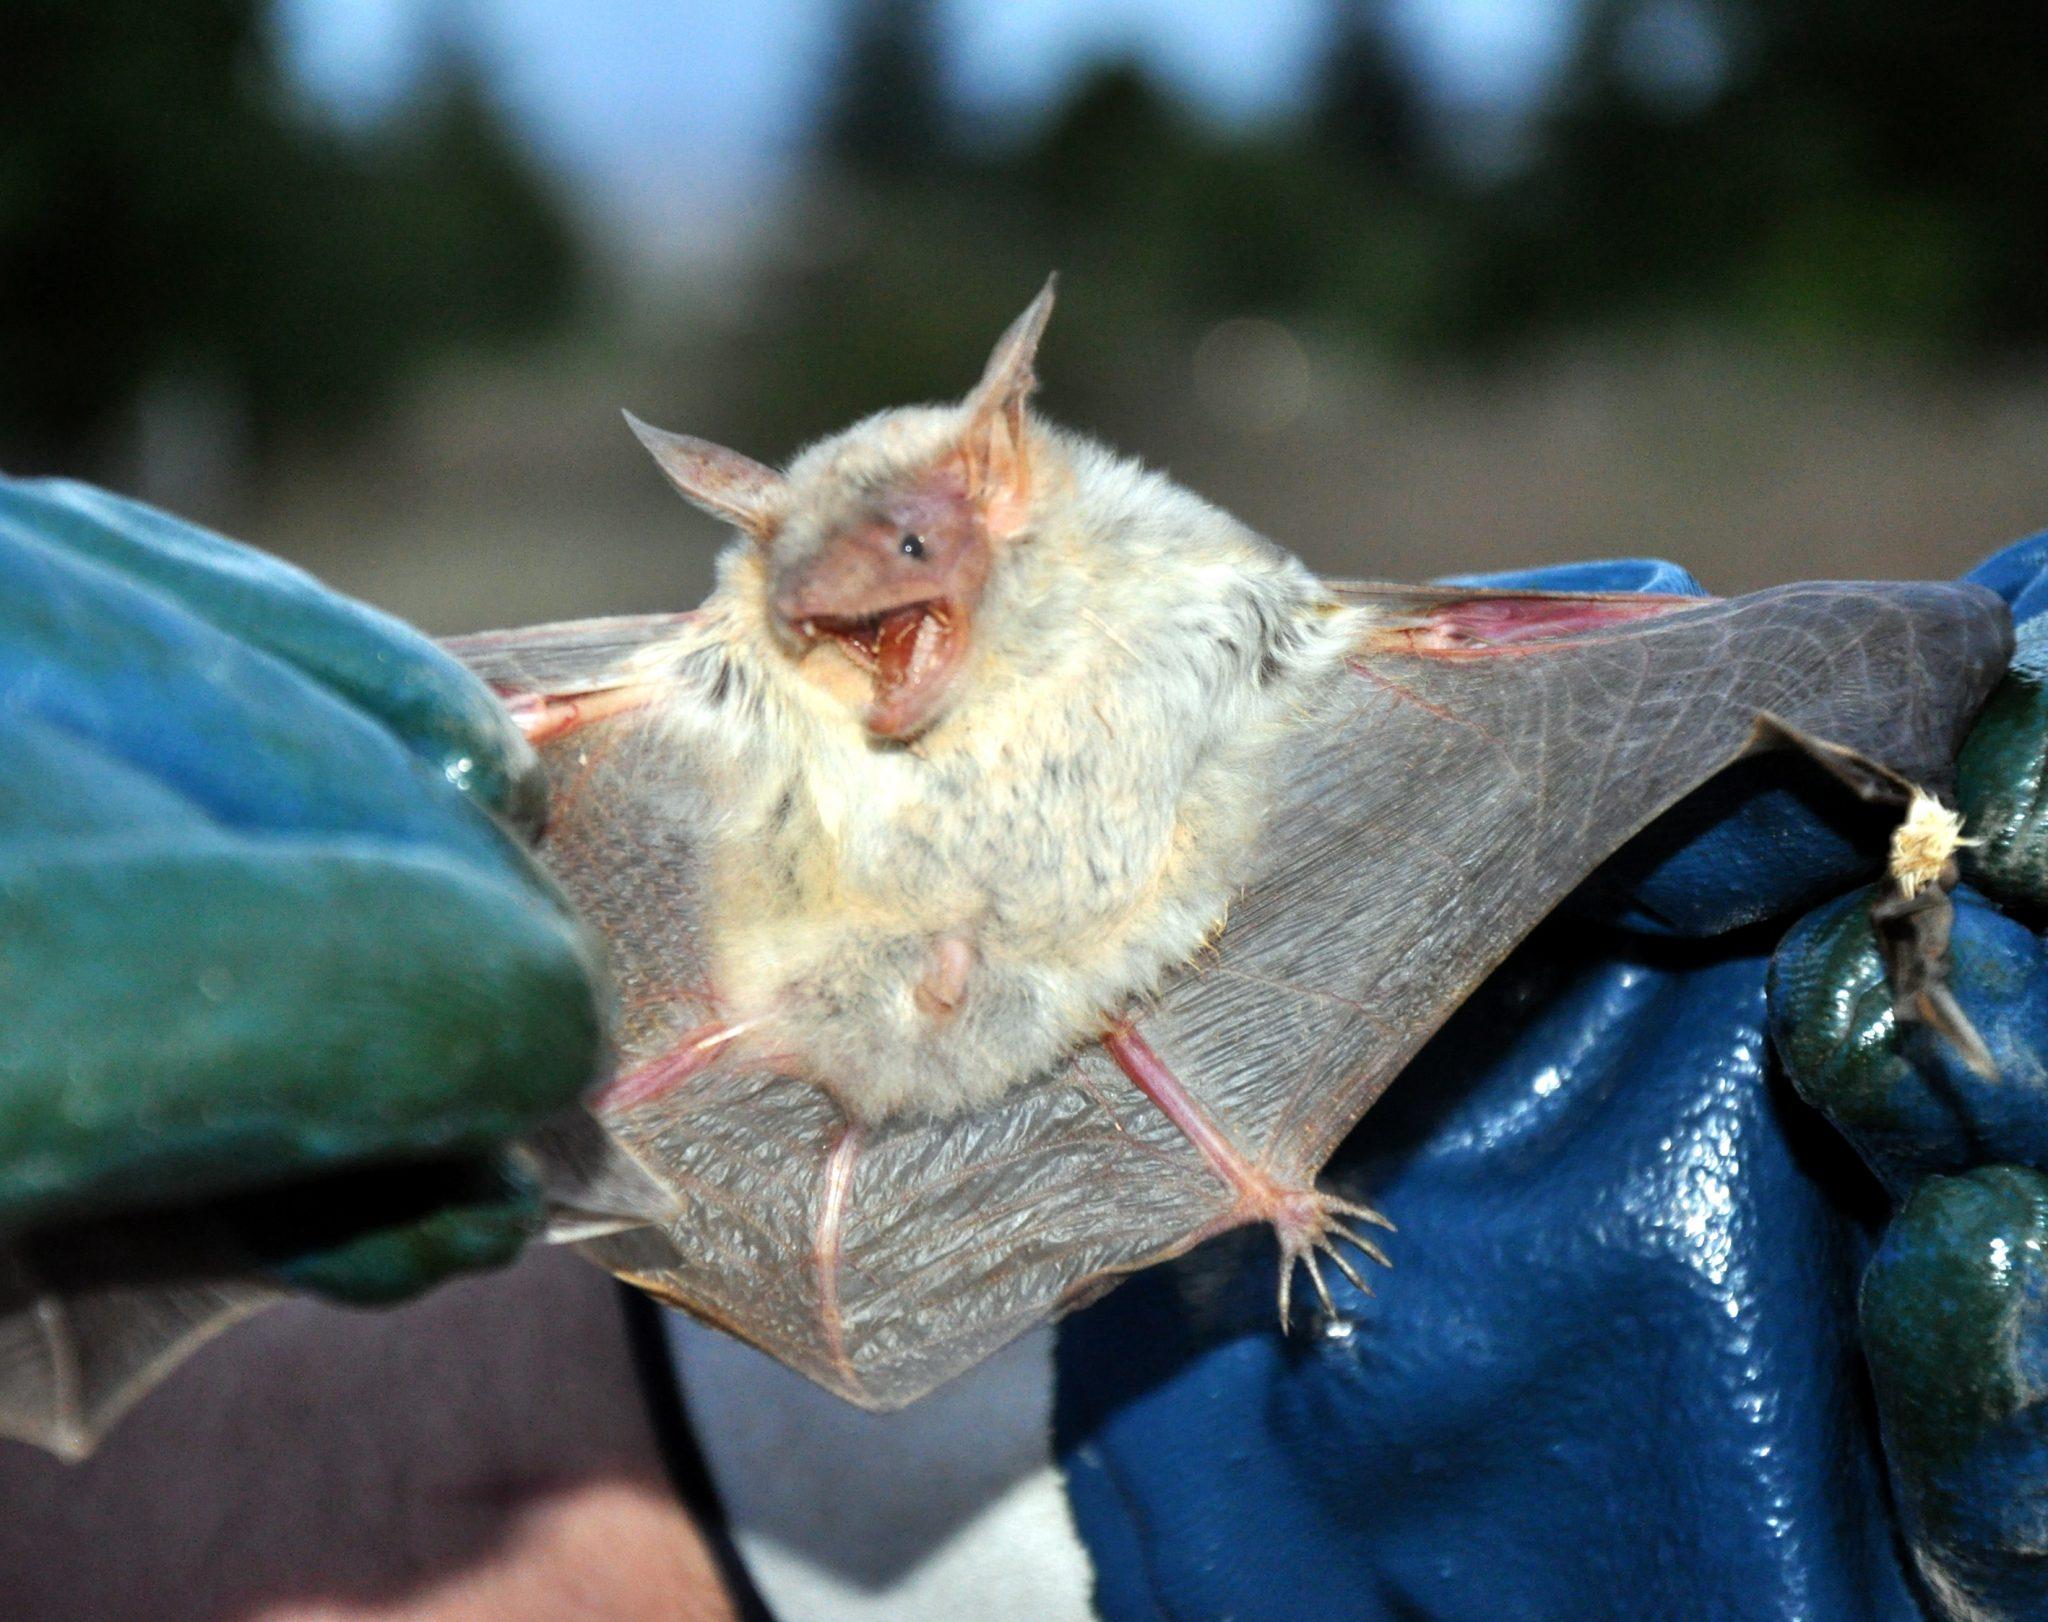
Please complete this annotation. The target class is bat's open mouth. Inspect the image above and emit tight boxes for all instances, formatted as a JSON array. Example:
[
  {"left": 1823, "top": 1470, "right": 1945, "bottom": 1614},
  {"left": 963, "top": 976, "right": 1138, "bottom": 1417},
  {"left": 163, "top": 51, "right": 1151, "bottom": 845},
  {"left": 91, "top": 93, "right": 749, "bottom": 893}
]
[{"left": 794, "top": 600, "right": 969, "bottom": 739}]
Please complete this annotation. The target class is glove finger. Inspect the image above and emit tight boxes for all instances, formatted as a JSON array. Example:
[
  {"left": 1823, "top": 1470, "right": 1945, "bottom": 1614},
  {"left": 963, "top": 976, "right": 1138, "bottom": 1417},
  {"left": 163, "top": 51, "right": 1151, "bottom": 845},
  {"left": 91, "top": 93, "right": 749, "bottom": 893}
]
[
  {"left": 0, "top": 478, "right": 544, "bottom": 835},
  {"left": 1768, "top": 884, "right": 2048, "bottom": 1196},
  {"left": 1957, "top": 619, "right": 2048, "bottom": 910},
  {"left": 1437, "top": 557, "right": 1709, "bottom": 595},
  {"left": 1862, "top": 1166, "right": 2048, "bottom": 1620},
  {"left": 0, "top": 525, "right": 547, "bottom": 896},
  {"left": 1568, "top": 752, "right": 1894, "bottom": 936},
  {"left": 0, "top": 713, "right": 213, "bottom": 837},
  {"left": 222, "top": 1152, "right": 546, "bottom": 1305},
  {"left": 1966, "top": 529, "right": 2048, "bottom": 626},
  {"left": 0, "top": 838, "right": 604, "bottom": 1232}
]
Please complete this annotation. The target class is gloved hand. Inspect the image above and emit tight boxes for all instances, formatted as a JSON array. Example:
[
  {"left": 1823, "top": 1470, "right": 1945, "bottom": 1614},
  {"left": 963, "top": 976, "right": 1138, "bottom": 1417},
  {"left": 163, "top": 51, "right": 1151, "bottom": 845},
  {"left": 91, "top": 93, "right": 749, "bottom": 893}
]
[
  {"left": 1052, "top": 546, "right": 2048, "bottom": 1621},
  {"left": 1769, "top": 535, "right": 2048, "bottom": 1621},
  {"left": 0, "top": 477, "right": 605, "bottom": 1302}
]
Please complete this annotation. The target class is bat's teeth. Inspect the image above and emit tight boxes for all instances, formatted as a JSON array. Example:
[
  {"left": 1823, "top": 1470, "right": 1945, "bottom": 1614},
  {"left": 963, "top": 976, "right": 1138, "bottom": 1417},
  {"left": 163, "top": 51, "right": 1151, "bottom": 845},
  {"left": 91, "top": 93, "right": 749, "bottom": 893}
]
[{"left": 907, "top": 607, "right": 944, "bottom": 682}]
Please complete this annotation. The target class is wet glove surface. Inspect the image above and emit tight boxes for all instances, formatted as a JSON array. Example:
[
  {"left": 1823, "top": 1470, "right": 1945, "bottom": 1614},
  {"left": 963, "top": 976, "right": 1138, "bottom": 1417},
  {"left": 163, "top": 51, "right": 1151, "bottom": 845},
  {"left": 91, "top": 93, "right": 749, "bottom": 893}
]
[
  {"left": 0, "top": 478, "right": 604, "bottom": 1300},
  {"left": 1769, "top": 581, "right": 2048, "bottom": 1621},
  {"left": 1055, "top": 547, "right": 2048, "bottom": 1621}
]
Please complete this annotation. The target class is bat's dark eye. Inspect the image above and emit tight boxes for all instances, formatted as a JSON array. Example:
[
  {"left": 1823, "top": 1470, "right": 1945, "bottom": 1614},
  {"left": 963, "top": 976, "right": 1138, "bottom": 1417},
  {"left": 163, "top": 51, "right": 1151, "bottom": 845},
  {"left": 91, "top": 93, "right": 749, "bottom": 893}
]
[{"left": 899, "top": 534, "right": 926, "bottom": 559}]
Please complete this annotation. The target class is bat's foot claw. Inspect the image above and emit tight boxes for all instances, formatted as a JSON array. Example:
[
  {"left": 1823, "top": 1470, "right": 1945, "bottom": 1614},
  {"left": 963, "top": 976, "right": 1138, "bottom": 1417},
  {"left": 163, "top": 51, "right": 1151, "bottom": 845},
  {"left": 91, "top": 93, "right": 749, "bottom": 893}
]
[
  {"left": 1267, "top": 1184, "right": 1394, "bottom": 1331},
  {"left": 1097, "top": 1024, "right": 1395, "bottom": 1329}
]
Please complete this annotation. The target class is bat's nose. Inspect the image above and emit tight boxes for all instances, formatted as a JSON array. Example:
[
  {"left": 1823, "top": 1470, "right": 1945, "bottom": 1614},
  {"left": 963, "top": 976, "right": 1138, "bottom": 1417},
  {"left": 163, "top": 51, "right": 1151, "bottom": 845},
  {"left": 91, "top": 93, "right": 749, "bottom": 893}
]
[
  {"left": 768, "top": 602, "right": 813, "bottom": 652},
  {"left": 774, "top": 549, "right": 883, "bottom": 627},
  {"left": 768, "top": 569, "right": 821, "bottom": 637}
]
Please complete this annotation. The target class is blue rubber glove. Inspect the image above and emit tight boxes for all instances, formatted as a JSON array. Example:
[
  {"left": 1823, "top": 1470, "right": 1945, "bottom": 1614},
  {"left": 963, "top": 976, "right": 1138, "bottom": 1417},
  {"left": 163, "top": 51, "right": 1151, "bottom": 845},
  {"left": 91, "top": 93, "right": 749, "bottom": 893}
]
[
  {"left": 1053, "top": 547, "right": 2048, "bottom": 1621},
  {"left": 0, "top": 477, "right": 606, "bottom": 1300}
]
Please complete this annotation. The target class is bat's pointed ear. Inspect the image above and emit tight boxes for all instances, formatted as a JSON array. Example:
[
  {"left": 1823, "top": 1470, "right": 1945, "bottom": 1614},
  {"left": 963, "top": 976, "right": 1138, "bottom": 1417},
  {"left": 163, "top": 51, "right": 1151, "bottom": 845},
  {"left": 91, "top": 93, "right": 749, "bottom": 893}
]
[
  {"left": 969, "top": 274, "right": 1056, "bottom": 416},
  {"left": 624, "top": 410, "right": 785, "bottom": 543},
  {"left": 958, "top": 274, "right": 1055, "bottom": 539}
]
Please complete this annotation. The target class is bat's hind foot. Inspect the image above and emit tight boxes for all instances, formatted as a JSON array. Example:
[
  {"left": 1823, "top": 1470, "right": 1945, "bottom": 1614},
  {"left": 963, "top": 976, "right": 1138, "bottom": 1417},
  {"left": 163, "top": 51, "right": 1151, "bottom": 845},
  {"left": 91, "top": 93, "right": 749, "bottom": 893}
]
[
  {"left": 1099, "top": 1024, "right": 1396, "bottom": 1330},
  {"left": 1266, "top": 1184, "right": 1395, "bottom": 1330}
]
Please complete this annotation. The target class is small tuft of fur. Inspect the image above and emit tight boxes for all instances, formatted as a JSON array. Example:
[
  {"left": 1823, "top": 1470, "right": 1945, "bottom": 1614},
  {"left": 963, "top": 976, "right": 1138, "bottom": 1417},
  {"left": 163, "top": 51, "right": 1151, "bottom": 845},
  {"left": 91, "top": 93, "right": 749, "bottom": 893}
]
[
  {"left": 642, "top": 408, "right": 1355, "bottom": 1122},
  {"left": 1890, "top": 792, "right": 1975, "bottom": 899}
]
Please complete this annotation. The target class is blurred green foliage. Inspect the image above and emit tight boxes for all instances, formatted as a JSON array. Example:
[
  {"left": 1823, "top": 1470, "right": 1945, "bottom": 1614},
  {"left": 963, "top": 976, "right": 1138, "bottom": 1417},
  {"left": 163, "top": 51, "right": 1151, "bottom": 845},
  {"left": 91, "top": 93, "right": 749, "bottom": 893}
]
[
  {"left": 0, "top": 0, "right": 578, "bottom": 472},
  {"left": 6, "top": 0, "right": 2045, "bottom": 477},
  {"left": 1467, "top": 0, "right": 2048, "bottom": 353},
  {"left": 733, "top": 0, "right": 2048, "bottom": 445}
]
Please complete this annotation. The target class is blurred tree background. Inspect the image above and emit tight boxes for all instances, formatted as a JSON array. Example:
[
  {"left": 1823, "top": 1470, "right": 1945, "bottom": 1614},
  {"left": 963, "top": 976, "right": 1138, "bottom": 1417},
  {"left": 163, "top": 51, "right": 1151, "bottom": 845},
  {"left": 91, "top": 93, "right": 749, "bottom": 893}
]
[
  {"left": 0, "top": 0, "right": 576, "bottom": 477},
  {"left": 745, "top": 0, "right": 2048, "bottom": 432},
  {"left": 4, "top": 0, "right": 2047, "bottom": 622}
]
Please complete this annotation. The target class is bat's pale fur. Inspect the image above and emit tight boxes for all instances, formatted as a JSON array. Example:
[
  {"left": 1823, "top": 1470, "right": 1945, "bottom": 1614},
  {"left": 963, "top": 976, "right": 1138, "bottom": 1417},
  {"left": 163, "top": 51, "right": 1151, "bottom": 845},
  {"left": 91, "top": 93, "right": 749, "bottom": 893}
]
[{"left": 632, "top": 299, "right": 1357, "bottom": 1120}]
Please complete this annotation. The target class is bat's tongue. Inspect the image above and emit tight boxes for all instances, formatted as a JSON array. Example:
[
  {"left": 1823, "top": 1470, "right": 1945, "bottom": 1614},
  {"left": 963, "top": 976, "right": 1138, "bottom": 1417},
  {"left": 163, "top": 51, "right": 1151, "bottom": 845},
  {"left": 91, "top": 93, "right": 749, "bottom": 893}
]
[{"left": 869, "top": 605, "right": 955, "bottom": 734}]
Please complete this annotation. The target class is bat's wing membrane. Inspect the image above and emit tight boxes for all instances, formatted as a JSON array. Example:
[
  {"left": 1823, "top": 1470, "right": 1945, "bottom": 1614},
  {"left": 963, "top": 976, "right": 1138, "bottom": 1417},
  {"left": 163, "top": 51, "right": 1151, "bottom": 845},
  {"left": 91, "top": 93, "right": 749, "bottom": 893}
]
[
  {"left": 1144, "top": 581, "right": 2008, "bottom": 1181},
  {"left": 0, "top": 1227, "right": 273, "bottom": 1460},
  {"left": 454, "top": 612, "right": 699, "bottom": 694},
  {"left": 452, "top": 582, "right": 2011, "bottom": 1410}
]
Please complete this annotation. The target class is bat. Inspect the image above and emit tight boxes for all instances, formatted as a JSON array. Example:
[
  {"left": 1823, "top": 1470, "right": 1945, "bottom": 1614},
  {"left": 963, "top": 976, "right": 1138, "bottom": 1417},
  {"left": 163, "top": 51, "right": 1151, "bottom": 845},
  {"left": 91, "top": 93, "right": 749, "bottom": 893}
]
[
  {"left": 447, "top": 280, "right": 2011, "bottom": 1406},
  {"left": 0, "top": 280, "right": 2013, "bottom": 1457}
]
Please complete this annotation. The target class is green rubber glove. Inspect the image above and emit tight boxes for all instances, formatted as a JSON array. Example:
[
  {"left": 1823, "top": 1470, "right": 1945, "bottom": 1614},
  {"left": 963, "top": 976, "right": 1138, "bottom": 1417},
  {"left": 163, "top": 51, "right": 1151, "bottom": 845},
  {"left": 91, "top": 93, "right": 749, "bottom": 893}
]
[
  {"left": 1771, "top": 561, "right": 2048, "bottom": 1619},
  {"left": 0, "top": 477, "right": 605, "bottom": 1302}
]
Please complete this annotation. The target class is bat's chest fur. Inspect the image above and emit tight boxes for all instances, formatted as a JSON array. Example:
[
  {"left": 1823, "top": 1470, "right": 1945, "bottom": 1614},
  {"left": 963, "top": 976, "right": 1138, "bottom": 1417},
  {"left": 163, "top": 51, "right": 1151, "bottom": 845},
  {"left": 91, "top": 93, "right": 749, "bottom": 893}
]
[
  {"left": 685, "top": 531, "right": 1348, "bottom": 1121},
  {"left": 828, "top": 731, "right": 1179, "bottom": 939}
]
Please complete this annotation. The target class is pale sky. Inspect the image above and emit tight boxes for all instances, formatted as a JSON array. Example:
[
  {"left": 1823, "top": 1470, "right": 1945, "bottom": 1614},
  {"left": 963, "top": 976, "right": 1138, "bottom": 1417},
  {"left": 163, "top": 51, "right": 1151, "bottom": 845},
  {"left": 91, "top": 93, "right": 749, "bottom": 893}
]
[{"left": 274, "top": 0, "right": 1579, "bottom": 258}]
